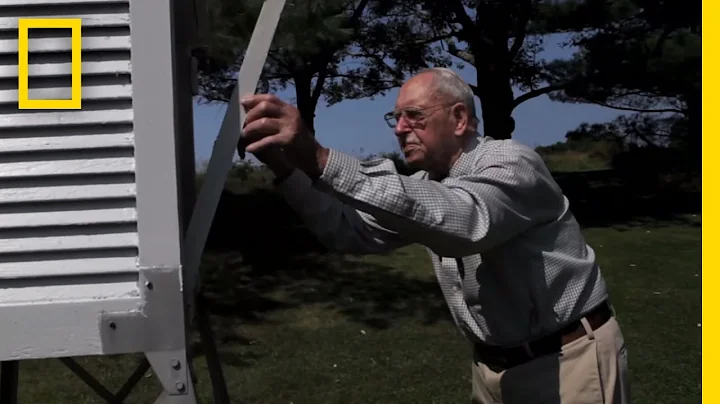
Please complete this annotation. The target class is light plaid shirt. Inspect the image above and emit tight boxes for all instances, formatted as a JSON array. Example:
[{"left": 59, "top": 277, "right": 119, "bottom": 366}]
[{"left": 276, "top": 136, "right": 608, "bottom": 346}]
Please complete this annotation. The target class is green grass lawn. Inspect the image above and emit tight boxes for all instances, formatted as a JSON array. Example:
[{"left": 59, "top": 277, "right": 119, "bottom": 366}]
[{"left": 13, "top": 216, "right": 701, "bottom": 403}]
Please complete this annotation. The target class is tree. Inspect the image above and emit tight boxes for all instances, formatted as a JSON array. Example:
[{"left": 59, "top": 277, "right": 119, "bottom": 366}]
[
  {"left": 197, "top": 0, "right": 431, "bottom": 132},
  {"left": 564, "top": 122, "right": 624, "bottom": 145},
  {"left": 348, "top": 0, "right": 592, "bottom": 139},
  {"left": 542, "top": 0, "right": 699, "bottom": 111},
  {"left": 354, "top": 0, "right": 699, "bottom": 141},
  {"left": 200, "top": 0, "right": 592, "bottom": 140},
  {"left": 542, "top": 0, "right": 701, "bottom": 153},
  {"left": 199, "top": 0, "right": 699, "bottom": 146}
]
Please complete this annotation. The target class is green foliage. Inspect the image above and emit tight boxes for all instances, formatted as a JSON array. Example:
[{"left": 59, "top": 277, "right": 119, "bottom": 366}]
[
  {"left": 195, "top": 160, "right": 275, "bottom": 195},
  {"left": 197, "top": 0, "right": 405, "bottom": 130},
  {"left": 541, "top": 0, "right": 699, "bottom": 89},
  {"left": 536, "top": 109, "right": 700, "bottom": 173},
  {"left": 197, "top": 0, "right": 699, "bottom": 154},
  {"left": 535, "top": 120, "right": 625, "bottom": 171},
  {"left": 538, "top": 150, "right": 612, "bottom": 172},
  {"left": 356, "top": 0, "right": 699, "bottom": 144},
  {"left": 541, "top": 0, "right": 700, "bottom": 155},
  {"left": 199, "top": 0, "right": 603, "bottom": 138}
]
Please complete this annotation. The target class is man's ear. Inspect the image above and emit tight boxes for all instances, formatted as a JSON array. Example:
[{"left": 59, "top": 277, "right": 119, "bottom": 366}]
[{"left": 451, "top": 103, "right": 469, "bottom": 136}]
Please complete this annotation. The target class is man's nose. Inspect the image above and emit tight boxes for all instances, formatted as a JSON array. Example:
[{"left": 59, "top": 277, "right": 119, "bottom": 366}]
[{"left": 394, "top": 117, "right": 412, "bottom": 137}]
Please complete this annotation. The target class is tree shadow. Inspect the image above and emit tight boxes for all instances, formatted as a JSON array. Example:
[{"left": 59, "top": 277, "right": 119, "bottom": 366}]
[
  {"left": 189, "top": 337, "right": 266, "bottom": 370},
  {"left": 200, "top": 248, "right": 450, "bottom": 330}
]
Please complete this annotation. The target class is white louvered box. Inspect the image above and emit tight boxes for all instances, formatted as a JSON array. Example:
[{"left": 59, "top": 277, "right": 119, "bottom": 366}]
[{"left": 0, "top": 0, "right": 206, "bottom": 368}]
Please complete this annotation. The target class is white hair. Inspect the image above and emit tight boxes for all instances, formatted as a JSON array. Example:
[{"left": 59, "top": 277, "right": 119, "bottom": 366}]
[{"left": 421, "top": 67, "right": 477, "bottom": 125}]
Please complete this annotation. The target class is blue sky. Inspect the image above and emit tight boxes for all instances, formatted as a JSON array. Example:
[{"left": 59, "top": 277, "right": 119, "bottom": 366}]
[{"left": 191, "top": 34, "right": 625, "bottom": 165}]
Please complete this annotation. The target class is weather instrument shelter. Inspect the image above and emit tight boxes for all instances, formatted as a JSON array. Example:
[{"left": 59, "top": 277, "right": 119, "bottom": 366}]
[{"left": 0, "top": 0, "right": 286, "bottom": 403}]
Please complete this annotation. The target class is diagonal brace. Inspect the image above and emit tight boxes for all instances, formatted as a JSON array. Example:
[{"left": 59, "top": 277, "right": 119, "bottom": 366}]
[
  {"left": 182, "top": 0, "right": 287, "bottom": 299},
  {"left": 59, "top": 357, "right": 150, "bottom": 404}
]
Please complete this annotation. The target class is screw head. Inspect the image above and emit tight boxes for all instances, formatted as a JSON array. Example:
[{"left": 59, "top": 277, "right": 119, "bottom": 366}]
[
  {"left": 175, "top": 382, "right": 186, "bottom": 392},
  {"left": 171, "top": 359, "right": 181, "bottom": 370},
  {"left": 109, "top": 322, "right": 117, "bottom": 330},
  {"left": 145, "top": 281, "right": 154, "bottom": 290}
]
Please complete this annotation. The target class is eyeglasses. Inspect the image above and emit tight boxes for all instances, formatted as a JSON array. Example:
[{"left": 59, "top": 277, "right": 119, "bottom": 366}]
[{"left": 383, "top": 103, "right": 452, "bottom": 128}]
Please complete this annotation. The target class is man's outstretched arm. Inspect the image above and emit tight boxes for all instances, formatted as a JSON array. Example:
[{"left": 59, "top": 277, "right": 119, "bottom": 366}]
[
  {"left": 310, "top": 146, "right": 561, "bottom": 258},
  {"left": 274, "top": 167, "right": 412, "bottom": 255}
]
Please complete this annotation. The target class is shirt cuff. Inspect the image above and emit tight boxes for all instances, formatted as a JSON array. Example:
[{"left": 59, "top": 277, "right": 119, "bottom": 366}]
[
  {"left": 274, "top": 168, "right": 329, "bottom": 217},
  {"left": 275, "top": 168, "right": 312, "bottom": 194}
]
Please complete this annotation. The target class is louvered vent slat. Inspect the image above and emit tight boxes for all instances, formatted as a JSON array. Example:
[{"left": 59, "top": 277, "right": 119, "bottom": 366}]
[{"left": 0, "top": 0, "right": 138, "bottom": 280}]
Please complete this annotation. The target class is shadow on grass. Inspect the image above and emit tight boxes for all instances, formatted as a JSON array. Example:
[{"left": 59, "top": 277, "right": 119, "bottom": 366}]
[
  {"left": 189, "top": 336, "right": 266, "bottom": 370},
  {"left": 194, "top": 241, "right": 450, "bottom": 370},
  {"left": 204, "top": 188, "right": 448, "bottom": 329},
  {"left": 199, "top": 249, "right": 449, "bottom": 330}
]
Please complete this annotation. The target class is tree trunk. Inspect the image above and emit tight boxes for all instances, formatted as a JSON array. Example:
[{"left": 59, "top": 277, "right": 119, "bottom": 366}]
[
  {"left": 293, "top": 74, "right": 317, "bottom": 135},
  {"left": 475, "top": 66, "right": 515, "bottom": 140},
  {"left": 471, "top": 30, "right": 515, "bottom": 139}
]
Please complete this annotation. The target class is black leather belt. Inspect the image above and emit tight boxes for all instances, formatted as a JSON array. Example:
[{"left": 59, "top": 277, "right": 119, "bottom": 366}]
[{"left": 473, "top": 301, "right": 613, "bottom": 371}]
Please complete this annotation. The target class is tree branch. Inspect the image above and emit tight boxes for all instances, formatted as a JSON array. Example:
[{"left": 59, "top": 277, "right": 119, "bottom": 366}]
[
  {"left": 414, "top": 32, "right": 457, "bottom": 46},
  {"left": 266, "top": 52, "right": 292, "bottom": 71},
  {"left": 448, "top": 47, "right": 475, "bottom": 65},
  {"left": 310, "top": 0, "right": 372, "bottom": 106},
  {"left": 512, "top": 83, "right": 567, "bottom": 107},
  {"left": 356, "top": 45, "right": 405, "bottom": 83},
  {"left": 311, "top": 67, "right": 330, "bottom": 106},
  {"left": 346, "top": 0, "right": 372, "bottom": 27},
  {"left": 590, "top": 100, "right": 683, "bottom": 114},
  {"left": 509, "top": 0, "right": 532, "bottom": 61},
  {"left": 325, "top": 73, "right": 398, "bottom": 84}
]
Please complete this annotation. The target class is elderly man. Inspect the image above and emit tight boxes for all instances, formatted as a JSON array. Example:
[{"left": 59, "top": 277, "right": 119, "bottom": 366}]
[{"left": 240, "top": 67, "right": 630, "bottom": 403}]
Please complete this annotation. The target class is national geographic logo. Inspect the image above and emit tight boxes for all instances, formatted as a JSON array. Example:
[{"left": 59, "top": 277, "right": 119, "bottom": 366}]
[{"left": 17, "top": 18, "right": 82, "bottom": 110}]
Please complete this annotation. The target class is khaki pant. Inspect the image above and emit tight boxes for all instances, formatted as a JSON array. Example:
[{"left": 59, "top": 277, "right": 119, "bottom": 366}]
[{"left": 471, "top": 317, "right": 630, "bottom": 404}]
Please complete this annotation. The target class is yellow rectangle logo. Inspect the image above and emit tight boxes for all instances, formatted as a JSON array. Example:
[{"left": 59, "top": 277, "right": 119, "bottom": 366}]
[{"left": 18, "top": 18, "right": 82, "bottom": 110}]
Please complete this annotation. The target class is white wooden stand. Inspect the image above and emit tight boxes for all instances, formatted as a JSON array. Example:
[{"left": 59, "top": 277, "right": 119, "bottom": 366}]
[{"left": 0, "top": 0, "right": 285, "bottom": 403}]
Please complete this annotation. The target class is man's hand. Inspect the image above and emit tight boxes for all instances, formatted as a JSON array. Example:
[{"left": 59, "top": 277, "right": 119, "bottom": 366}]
[{"left": 241, "top": 94, "right": 329, "bottom": 180}]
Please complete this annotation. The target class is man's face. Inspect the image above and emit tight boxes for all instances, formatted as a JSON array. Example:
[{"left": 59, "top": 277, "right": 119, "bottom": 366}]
[{"left": 389, "top": 74, "right": 465, "bottom": 171}]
